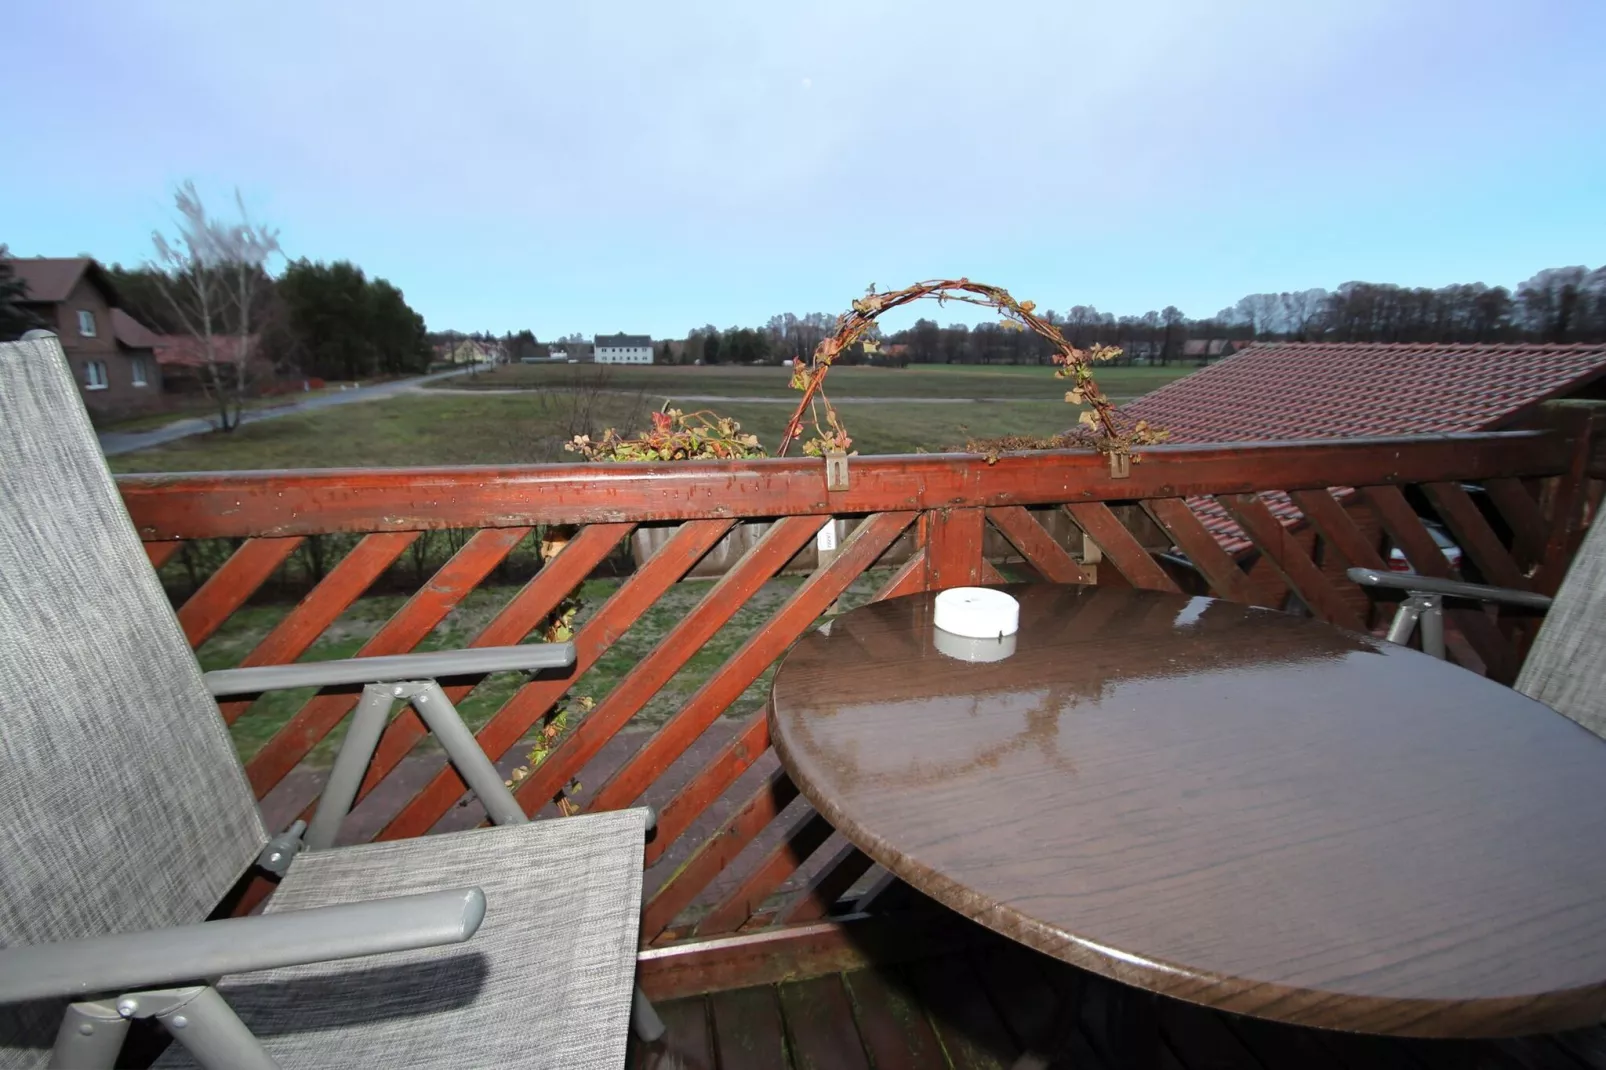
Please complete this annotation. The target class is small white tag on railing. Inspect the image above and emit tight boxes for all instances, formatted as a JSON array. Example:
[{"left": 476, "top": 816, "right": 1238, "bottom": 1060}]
[{"left": 816, "top": 522, "right": 838, "bottom": 553}]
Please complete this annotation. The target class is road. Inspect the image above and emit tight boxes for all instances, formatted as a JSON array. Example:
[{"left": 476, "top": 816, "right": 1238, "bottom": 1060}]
[{"left": 98, "top": 367, "right": 475, "bottom": 456}]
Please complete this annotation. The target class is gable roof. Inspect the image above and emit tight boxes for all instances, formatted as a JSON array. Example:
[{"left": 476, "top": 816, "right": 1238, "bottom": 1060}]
[
  {"left": 111, "top": 308, "right": 159, "bottom": 350},
  {"left": 595, "top": 333, "right": 651, "bottom": 347},
  {"left": 1121, "top": 341, "right": 1606, "bottom": 560},
  {"left": 5, "top": 257, "right": 115, "bottom": 305},
  {"left": 1124, "top": 341, "right": 1606, "bottom": 444}
]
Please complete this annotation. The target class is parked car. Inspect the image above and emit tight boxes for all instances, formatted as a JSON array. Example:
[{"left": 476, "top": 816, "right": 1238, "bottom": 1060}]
[{"left": 1387, "top": 520, "right": 1464, "bottom": 573}]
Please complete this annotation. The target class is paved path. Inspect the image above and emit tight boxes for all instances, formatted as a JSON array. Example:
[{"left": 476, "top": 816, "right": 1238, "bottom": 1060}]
[{"left": 98, "top": 367, "right": 476, "bottom": 456}]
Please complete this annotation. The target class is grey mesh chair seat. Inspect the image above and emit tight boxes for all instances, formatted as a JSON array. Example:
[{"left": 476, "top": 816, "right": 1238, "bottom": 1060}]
[
  {"left": 0, "top": 333, "right": 651, "bottom": 1069},
  {"left": 156, "top": 815, "right": 645, "bottom": 1069}
]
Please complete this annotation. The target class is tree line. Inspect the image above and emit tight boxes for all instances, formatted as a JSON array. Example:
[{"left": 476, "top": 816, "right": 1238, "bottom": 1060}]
[
  {"left": 658, "top": 265, "right": 1606, "bottom": 368},
  {"left": 109, "top": 257, "right": 431, "bottom": 383}
]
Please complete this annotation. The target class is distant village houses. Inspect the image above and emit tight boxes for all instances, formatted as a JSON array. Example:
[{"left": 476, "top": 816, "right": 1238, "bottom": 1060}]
[
  {"left": 2, "top": 256, "right": 163, "bottom": 417},
  {"left": 594, "top": 333, "right": 653, "bottom": 365}
]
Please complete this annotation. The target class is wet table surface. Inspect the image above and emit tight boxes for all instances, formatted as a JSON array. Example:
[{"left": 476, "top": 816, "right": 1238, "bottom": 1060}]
[{"left": 768, "top": 584, "right": 1606, "bottom": 1037}]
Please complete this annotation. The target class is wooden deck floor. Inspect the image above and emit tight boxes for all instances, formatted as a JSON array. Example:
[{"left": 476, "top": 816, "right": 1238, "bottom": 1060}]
[{"left": 631, "top": 927, "right": 1606, "bottom": 1069}]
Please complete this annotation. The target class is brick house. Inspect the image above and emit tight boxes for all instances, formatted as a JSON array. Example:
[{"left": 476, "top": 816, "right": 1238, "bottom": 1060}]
[{"left": 5, "top": 257, "right": 162, "bottom": 418}]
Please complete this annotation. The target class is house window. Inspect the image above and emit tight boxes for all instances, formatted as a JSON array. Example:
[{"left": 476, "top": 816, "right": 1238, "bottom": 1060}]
[
  {"left": 77, "top": 310, "right": 97, "bottom": 337},
  {"left": 84, "top": 360, "right": 108, "bottom": 390},
  {"left": 131, "top": 357, "right": 149, "bottom": 387}
]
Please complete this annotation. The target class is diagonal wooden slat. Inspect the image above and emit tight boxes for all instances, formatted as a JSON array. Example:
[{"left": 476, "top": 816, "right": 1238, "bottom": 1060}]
[
  {"left": 1140, "top": 497, "right": 1253, "bottom": 602},
  {"left": 242, "top": 526, "right": 529, "bottom": 798},
  {"left": 217, "top": 531, "right": 420, "bottom": 724},
  {"left": 1220, "top": 494, "right": 1366, "bottom": 631},
  {"left": 779, "top": 843, "right": 875, "bottom": 925},
  {"left": 1288, "top": 489, "right": 1387, "bottom": 571},
  {"left": 1482, "top": 477, "right": 1549, "bottom": 568},
  {"left": 1423, "top": 482, "right": 1529, "bottom": 591},
  {"left": 176, "top": 536, "right": 305, "bottom": 647},
  {"left": 643, "top": 769, "right": 800, "bottom": 942},
  {"left": 145, "top": 541, "right": 182, "bottom": 569},
  {"left": 643, "top": 517, "right": 925, "bottom": 871},
  {"left": 548, "top": 515, "right": 825, "bottom": 815},
  {"left": 872, "top": 550, "right": 927, "bottom": 601},
  {"left": 346, "top": 523, "right": 638, "bottom": 835},
  {"left": 649, "top": 709, "right": 770, "bottom": 867},
  {"left": 695, "top": 809, "right": 837, "bottom": 937},
  {"left": 375, "top": 519, "right": 717, "bottom": 839},
  {"left": 1063, "top": 503, "right": 1179, "bottom": 591},
  {"left": 578, "top": 511, "right": 917, "bottom": 817},
  {"left": 979, "top": 558, "right": 1007, "bottom": 584},
  {"left": 1362, "top": 484, "right": 1516, "bottom": 680},
  {"left": 986, "top": 506, "right": 1092, "bottom": 585}
]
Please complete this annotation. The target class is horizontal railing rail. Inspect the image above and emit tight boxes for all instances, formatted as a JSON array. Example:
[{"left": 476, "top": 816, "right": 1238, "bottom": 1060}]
[{"left": 115, "top": 425, "right": 1596, "bottom": 965}]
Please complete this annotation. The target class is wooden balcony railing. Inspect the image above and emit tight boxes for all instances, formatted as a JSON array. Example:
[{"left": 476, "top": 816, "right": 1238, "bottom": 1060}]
[{"left": 116, "top": 421, "right": 1598, "bottom": 984}]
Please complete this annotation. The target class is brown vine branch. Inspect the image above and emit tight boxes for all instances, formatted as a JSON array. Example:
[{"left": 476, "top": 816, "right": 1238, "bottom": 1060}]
[{"left": 777, "top": 278, "right": 1164, "bottom": 460}]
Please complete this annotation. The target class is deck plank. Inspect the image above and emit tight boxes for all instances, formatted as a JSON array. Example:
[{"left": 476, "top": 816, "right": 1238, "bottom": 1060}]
[
  {"left": 633, "top": 996, "right": 717, "bottom": 1070},
  {"left": 1220, "top": 1015, "right": 1348, "bottom": 1070},
  {"left": 1156, "top": 998, "right": 1268, "bottom": 1070},
  {"left": 842, "top": 967, "right": 950, "bottom": 1070},
  {"left": 1554, "top": 1027, "right": 1606, "bottom": 1069},
  {"left": 969, "top": 942, "right": 1110, "bottom": 1070},
  {"left": 709, "top": 985, "right": 790, "bottom": 1070},
  {"left": 907, "top": 954, "right": 1020, "bottom": 1070},
  {"left": 776, "top": 974, "right": 872, "bottom": 1070}
]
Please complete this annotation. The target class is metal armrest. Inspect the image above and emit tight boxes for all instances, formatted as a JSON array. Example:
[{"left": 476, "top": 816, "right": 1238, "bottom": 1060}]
[
  {"left": 203, "top": 643, "right": 576, "bottom": 697},
  {"left": 1345, "top": 567, "right": 1552, "bottom": 610},
  {"left": 0, "top": 887, "right": 485, "bottom": 1004}
]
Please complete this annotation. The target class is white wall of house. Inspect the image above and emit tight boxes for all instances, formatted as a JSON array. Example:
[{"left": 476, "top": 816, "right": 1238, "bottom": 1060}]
[{"left": 595, "top": 344, "right": 653, "bottom": 364}]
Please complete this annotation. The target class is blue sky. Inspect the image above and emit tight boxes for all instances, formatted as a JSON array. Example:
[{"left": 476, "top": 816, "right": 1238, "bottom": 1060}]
[{"left": 5, "top": 1, "right": 1603, "bottom": 337}]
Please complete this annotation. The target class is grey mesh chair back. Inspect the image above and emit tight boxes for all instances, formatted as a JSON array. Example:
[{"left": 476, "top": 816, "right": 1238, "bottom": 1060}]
[
  {"left": 0, "top": 335, "right": 267, "bottom": 1052},
  {"left": 1515, "top": 513, "right": 1606, "bottom": 738}
]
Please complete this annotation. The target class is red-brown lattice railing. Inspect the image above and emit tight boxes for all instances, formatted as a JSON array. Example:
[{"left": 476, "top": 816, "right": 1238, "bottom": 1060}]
[{"left": 118, "top": 419, "right": 1600, "bottom": 992}]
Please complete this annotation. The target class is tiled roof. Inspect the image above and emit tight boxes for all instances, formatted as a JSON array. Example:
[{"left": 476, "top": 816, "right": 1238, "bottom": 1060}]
[
  {"left": 111, "top": 308, "right": 159, "bottom": 350},
  {"left": 1122, "top": 341, "right": 1606, "bottom": 558},
  {"left": 153, "top": 334, "right": 257, "bottom": 367},
  {"left": 5, "top": 257, "right": 96, "bottom": 304},
  {"left": 1124, "top": 341, "right": 1606, "bottom": 444}
]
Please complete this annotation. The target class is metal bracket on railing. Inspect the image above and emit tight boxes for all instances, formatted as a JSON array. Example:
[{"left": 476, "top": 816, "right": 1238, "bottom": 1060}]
[
  {"left": 1108, "top": 452, "right": 1131, "bottom": 479},
  {"left": 825, "top": 454, "right": 849, "bottom": 492}
]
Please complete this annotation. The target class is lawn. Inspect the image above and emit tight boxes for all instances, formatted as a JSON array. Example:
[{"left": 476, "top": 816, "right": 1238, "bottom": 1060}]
[
  {"left": 433, "top": 360, "right": 1191, "bottom": 402},
  {"left": 108, "top": 392, "right": 1141, "bottom": 472}
]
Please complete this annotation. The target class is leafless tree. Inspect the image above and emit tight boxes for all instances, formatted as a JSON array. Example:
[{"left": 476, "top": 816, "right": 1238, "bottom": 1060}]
[{"left": 151, "top": 182, "right": 281, "bottom": 431}]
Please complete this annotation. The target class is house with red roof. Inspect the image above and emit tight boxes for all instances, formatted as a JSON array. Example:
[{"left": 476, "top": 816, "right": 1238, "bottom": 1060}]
[
  {"left": 3, "top": 257, "right": 163, "bottom": 417},
  {"left": 1122, "top": 341, "right": 1606, "bottom": 618}
]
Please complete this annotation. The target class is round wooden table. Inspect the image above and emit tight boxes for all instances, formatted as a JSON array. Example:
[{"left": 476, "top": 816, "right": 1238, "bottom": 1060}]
[{"left": 768, "top": 584, "right": 1606, "bottom": 1037}]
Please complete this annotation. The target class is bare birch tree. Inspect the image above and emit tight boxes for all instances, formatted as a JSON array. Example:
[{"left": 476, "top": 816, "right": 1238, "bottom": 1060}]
[{"left": 151, "top": 182, "right": 281, "bottom": 431}]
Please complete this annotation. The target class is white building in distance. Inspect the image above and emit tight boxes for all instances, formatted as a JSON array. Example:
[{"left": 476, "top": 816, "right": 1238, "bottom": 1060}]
[{"left": 594, "top": 333, "right": 653, "bottom": 364}]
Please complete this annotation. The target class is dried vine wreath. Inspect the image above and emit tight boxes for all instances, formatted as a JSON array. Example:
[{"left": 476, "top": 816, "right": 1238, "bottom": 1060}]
[{"left": 778, "top": 278, "right": 1168, "bottom": 469}]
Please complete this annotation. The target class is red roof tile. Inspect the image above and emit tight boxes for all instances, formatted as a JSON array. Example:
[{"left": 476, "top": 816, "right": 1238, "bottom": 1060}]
[
  {"left": 153, "top": 334, "right": 258, "bottom": 367},
  {"left": 4, "top": 257, "right": 95, "bottom": 304},
  {"left": 1124, "top": 341, "right": 1606, "bottom": 444},
  {"left": 111, "top": 308, "right": 159, "bottom": 350},
  {"left": 1122, "top": 342, "right": 1606, "bottom": 559}
]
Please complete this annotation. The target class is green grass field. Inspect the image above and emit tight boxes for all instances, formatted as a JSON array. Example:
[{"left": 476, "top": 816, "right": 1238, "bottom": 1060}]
[
  {"left": 438, "top": 360, "right": 1188, "bottom": 402},
  {"left": 109, "top": 362, "right": 1195, "bottom": 473}
]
